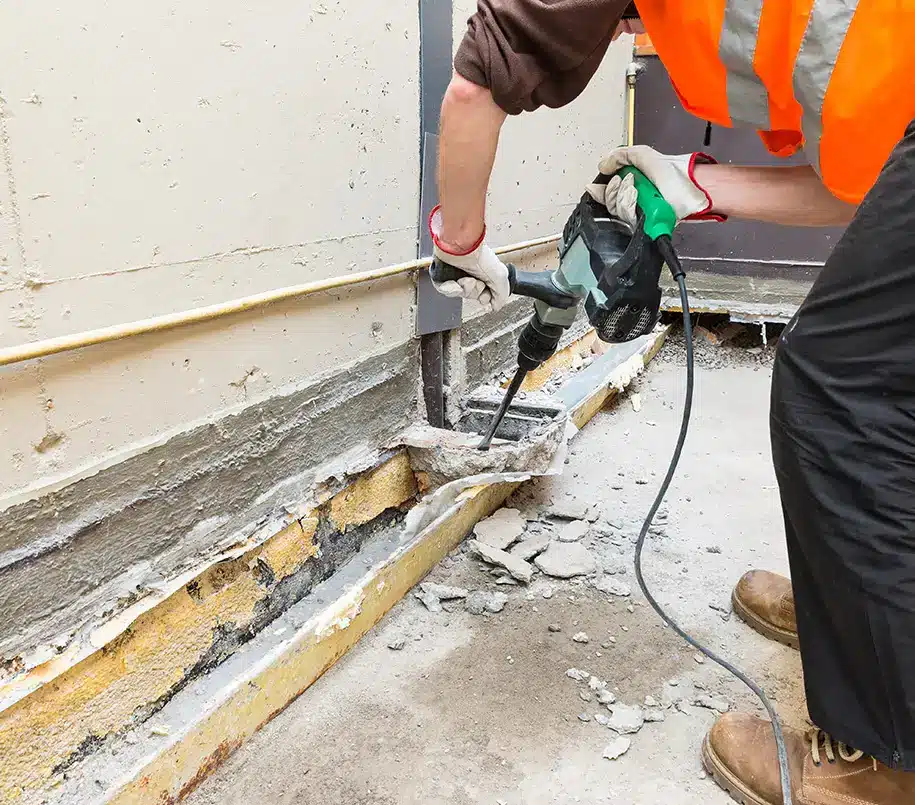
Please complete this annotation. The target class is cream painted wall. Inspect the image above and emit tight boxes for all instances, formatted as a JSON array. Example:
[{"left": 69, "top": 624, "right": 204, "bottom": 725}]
[{"left": 0, "top": 1, "right": 420, "bottom": 502}]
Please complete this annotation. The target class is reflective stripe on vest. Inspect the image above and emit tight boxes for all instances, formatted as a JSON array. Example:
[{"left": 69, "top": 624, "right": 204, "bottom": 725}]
[
  {"left": 793, "top": 0, "right": 860, "bottom": 175},
  {"left": 717, "top": 0, "right": 860, "bottom": 175},
  {"left": 719, "top": 0, "right": 769, "bottom": 129}
]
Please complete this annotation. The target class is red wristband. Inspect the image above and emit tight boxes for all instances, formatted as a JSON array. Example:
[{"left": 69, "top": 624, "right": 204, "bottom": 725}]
[
  {"left": 684, "top": 153, "right": 727, "bottom": 222},
  {"left": 428, "top": 205, "right": 486, "bottom": 255}
]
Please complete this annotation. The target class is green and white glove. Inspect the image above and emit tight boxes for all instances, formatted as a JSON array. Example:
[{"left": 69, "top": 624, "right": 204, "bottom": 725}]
[
  {"left": 429, "top": 206, "right": 511, "bottom": 313},
  {"left": 588, "top": 145, "right": 725, "bottom": 228}
]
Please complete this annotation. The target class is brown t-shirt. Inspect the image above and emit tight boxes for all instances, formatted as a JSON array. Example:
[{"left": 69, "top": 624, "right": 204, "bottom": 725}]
[{"left": 454, "top": 0, "right": 632, "bottom": 115}]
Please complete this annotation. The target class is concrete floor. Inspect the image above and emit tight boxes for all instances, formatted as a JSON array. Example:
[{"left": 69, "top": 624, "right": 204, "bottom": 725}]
[{"left": 186, "top": 340, "right": 807, "bottom": 805}]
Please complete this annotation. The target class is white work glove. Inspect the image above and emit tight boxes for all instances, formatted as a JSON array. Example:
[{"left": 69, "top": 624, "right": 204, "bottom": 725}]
[
  {"left": 429, "top": 206, "right": 511, "bottom": 313},
  {"left": 588, "top": 146, "right": 725, "bottom": 229}
]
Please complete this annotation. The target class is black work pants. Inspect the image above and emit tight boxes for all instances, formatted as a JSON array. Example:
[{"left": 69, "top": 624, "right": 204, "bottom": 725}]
[{"left": 771, "top": 120, "right": 915, "bottom": 769}]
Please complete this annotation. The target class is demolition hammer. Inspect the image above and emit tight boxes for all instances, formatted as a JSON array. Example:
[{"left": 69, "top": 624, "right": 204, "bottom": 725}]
[{"left": 431, "top": 166, "right": 681, "bottom": 451}]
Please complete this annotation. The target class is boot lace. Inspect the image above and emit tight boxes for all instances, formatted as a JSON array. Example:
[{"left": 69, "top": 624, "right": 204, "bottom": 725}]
[{"left": 808, "top": 729, "right": 873, "bottom": 768}]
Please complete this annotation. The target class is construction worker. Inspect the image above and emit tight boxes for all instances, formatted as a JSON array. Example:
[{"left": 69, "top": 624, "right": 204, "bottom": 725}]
[{"left": 430, "top": 2, "right": 915, "bottom": 804}]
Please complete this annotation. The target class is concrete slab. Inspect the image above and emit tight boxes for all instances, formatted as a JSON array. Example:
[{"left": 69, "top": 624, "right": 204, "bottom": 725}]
[{"left": 185, "top": 341, "right": 806, "bottom": 805}]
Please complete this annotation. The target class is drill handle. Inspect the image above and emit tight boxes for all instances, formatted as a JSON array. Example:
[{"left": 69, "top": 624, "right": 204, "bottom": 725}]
[{"left": 430, "top": 260, "right": 577, "bottom": 310}]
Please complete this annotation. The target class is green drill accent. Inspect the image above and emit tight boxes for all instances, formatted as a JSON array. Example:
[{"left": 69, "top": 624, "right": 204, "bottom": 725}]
[{"left": 617, "top": 166, "right": 677, "bottom": 242}]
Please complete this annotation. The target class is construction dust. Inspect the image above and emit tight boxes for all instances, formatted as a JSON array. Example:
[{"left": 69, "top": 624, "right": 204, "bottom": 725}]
[{"left": 185, "top": 331, "right": 806, "bottom": 805}]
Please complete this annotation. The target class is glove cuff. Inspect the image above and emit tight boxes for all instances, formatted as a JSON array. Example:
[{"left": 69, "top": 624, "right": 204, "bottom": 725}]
[
  {"left": 684, "top": 153, "right": 728, "bottom": 223},
  {"left": 429, "top": 205, "right": 486, "bottom": 256}
]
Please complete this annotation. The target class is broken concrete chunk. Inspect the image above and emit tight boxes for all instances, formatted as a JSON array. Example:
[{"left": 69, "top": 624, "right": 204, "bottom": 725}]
[
  {"left": 695, "top": 696, "right": 730, "bottom": 714},
  {"left": 420, "top": 583, "right": 468, "bottom": 601},
  {"left": 578, "top": 712, "right": 592, "bottom": 723},
  {"left": 473, "top": 508, "right": 526, "bottom": 551},
  {"left": 594, "top": 713, "right": 611, "bottom": 727},
  {"left": 558, "top": 520, "right": 589, "bottom": 543},
  {"left": 496, "top": 576, "right": 519, "bottom": 586},
  {"left": 592, "top": 575, "right": 632, "bottom": 598},
  {"left": 566, "top": 668, "right": 590, "bottom": 682},
  {"left": 416, "top": 590, "right": 443, "bottom": 613},
  {"left": 579, "top": 691, "right": 593, "bottom": 703},
  {"left": 549, "top": 496, "right": 589, "bottom": 521},
  {"left": 588, "top": 676, "right": 606, "bottom": 691},
  {"left": 465, "top": 590, "right": 509, "bottom": 615},
  {"left": 469, "top": 540, "right": 534, "bottom": 584},
  {"left": 509, "top": 532, "right": 551, "bottom": 561},
  {"left": 644, "top": 708, "right": 666, "bottom": 723},
  {"left": 607, "top": 704, "right": 645, "bottom": 735},
  {"left": 535, "top": 542, "right": 597, "bottom": 579},
  {"left": 644, "top": 696, "right": 659, "bottom": 708},
  {"left": 597, "top": 689, "right": 617, "bottom": 706},
  {"left": 602, "top": 736, "right": 632, "bottom": 760}
]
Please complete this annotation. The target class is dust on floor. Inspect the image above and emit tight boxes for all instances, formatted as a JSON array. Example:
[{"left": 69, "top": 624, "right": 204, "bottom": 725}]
[{"left": 186, "top": 336, "right": 806, "bottom": 805}]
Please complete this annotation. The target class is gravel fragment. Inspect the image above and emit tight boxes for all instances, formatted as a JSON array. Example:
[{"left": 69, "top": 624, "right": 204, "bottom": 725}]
[
  {"left": 548, "top": 623, "right": 562, "bottom": 633},
  {"left": 695, "top": 695, "right": 730, "bottom": 713},
  {"left": 607, "top": 704, "right": 645, "bottom": 735},
  {"left": 579, "top": 691, "right": 593, "bottom": 703},
  {"left": 572, "top": 632, "right": 590, "bottom": 644},
  {"left": 416, "top": 590, "right": 442, "bottom": 613},
  {"left": 602, "top": 736, "right": 632, "bottom": 760},
  {"left": 644, "top": 708, "right": 667, "bottom": 723},
  {"left": 387, "top": 639, "right": 406, "bottom": 651},
  {"left": 578, "top": 713, "right": 593, "bottom": 723},
  {"left": 597, "top": 689, "right": 617, "bottom": 706},
  {"left": 472, "top": 590, "right": 510, "bottom": 615},
  {"left": 420, "top": 583, "right": 468, "bottom": 601},
  {"left": 594, "top": 713, "right": 611, "bottom": 727},
  {"left": 566, "top": 668, "right": 590, "bottom": 682}
]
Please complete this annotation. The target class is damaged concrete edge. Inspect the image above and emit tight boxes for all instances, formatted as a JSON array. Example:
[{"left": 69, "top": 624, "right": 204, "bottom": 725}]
[
  {"left": 48, "top": 481, "right": 519, "bottom": 805},
  {"left": 33, "top": 327, "right": 669, "bottom": 805},
  {"left": 0, "top": 338, "right": 422, "bottom": 673},
  {"left": 0, "top": 453, "right": 420, "bottom": 805}
]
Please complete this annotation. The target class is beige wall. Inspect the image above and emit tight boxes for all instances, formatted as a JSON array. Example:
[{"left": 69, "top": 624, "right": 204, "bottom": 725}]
[{"left": 0, "top": 1, "right": 420, "bottom": 504}]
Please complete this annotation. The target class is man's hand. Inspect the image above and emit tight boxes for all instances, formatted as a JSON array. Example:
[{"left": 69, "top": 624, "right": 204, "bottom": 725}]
[
  {"left": 429, "top": 206, "right": 511, "bottom": 312},
  {"left": 589, "top": 145, "right": 722, "bottom": 226}
]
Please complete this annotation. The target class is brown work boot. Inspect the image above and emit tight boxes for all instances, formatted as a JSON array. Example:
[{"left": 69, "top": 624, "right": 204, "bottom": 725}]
[
  {"left": 732, "top": 570, "right": 799, "bottom": 649},
  {"left": 703, "top": 712, "right": 915, "bottom": 805}
]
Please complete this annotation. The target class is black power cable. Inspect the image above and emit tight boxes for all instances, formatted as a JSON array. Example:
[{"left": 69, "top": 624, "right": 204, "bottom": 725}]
[{"left": 636, "top": 235, "right": 793, "bottom": 805}]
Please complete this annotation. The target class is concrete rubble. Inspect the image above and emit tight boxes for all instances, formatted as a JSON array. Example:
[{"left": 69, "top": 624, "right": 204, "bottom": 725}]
[
  {"left": 606, "top": 704, "right": 645, "bottom": 735},
  {"left": 473, "top": 508, "right": 526, "bottom": 550},
  {"left": 465, "top": 590, "right": 509, "bottom": 615},
  {"left": 602, "top": 736, "right": 632, "bottom": 761},
  {"left": 535, "top": 541, "right": 597, "bottom": 578},
  {"left": 558, "top": 520, "right": 590, "bottom": 543},
  {"left": 469, "top": 540, "right": 534, "bottom": 584}
]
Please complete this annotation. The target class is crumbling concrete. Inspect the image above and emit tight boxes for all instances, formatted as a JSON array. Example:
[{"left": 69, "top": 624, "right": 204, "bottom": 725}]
[{"left": 182, "top": 339, "right": 805, "bottom": 805}]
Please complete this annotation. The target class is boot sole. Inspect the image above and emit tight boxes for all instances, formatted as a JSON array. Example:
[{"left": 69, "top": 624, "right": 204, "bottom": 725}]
[
  {"left": 702, "top": 736, "right": 777, "bottom": 805},
  {"left": 731, "top": 588, "right": 800, "bottom": 650}
]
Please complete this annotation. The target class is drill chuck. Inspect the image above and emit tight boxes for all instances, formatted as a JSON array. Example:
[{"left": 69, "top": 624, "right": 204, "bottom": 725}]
[{"left": 517, "top": 314, "right": 565, "bottom": 372}]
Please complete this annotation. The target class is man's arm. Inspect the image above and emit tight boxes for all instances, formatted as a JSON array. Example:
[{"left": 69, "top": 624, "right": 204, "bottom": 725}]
[
  {"left": 694, "top": 164, "right": 857, "bottom": 226},
  {"left": 436, "top": 75, "right": 506, "bottom": 253}
]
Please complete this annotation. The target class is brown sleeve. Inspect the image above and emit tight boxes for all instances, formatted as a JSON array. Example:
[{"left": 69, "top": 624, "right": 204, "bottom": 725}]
[{"left": 454, "top": 0, "right": 630, "bottom": 115}]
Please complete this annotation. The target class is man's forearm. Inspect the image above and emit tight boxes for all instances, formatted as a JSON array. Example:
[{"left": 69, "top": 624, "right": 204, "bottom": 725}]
[
  {"left": 694, "top": 164, "right": 857, "bottom": 227},
  {"left": 437, "top": 74, "right": 507, "bottom": 252}
]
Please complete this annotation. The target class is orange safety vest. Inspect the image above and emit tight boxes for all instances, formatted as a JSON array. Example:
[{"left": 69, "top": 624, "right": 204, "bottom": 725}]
[{"left": 636, "top": 0, "right": 915, "bottom": 204}]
